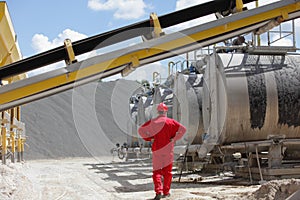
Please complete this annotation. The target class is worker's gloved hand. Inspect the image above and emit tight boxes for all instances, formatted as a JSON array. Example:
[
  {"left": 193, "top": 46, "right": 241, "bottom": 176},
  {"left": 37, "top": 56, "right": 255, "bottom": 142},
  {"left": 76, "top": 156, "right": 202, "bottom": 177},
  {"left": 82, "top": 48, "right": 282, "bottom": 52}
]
[{"left": 151, "top": 138, "right": 154, "bottom": 143}]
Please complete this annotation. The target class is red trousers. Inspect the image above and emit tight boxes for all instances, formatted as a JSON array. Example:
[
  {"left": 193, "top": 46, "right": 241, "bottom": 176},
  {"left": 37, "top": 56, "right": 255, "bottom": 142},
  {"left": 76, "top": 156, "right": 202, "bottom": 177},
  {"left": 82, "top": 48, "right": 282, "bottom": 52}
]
[{"left": 152, "top": 162, "right": 173, "bottom": 195}]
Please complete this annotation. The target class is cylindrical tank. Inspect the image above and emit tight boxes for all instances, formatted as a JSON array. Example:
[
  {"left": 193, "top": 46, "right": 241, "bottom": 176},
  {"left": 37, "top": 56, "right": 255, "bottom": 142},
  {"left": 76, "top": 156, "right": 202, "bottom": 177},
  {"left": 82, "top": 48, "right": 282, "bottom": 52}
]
[
  {"left": 213, "top": 54, "right": 300, "bottom": 144},
  {"left": 202, "top": 53, "right": 300, "bottom": 146},
  {"left": 173, "top": 73, "right": 204, "bottom": 145},
  {"left": 171, "top": 54, "right": 300, "bottom": 157}
]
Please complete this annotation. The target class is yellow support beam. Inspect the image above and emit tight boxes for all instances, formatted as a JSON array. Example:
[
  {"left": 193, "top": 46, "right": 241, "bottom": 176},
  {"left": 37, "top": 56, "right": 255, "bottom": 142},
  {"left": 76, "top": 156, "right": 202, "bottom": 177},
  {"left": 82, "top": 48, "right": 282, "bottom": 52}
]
[
  {"left": 10, "top": 131, "right": 15, "bottom": 162},
  {"left": 64, "top": 39, "right": 77, "bottom": 65},
  {"left": 0, "top": 2, "right": 26, "bottom": 83},
  {"left": 236, "top": 0, "right": 244, "bottom": 13},
  {"left": 131, "top": 55, "right": 140, "bottom": 67},
  {"left": 20, "top": 137, "right": 25, "bottom": 161},
  {"left": 0, "top": 2, "right": 21, "bottom": 67},
  {"left": 0, "top": 2, "right": 26, "bottom": 164},
  {"left": 2, "top": 126, "right": 7, "bottom": 164},
  {"left": 17, "top": 133, "right": 22, "bottom": 162},
  {"left": 150, "top": 13, "right": 164, "bottom": 38},
  {"left": 0, "top": 1, "right": 299, "bottom": 106}
]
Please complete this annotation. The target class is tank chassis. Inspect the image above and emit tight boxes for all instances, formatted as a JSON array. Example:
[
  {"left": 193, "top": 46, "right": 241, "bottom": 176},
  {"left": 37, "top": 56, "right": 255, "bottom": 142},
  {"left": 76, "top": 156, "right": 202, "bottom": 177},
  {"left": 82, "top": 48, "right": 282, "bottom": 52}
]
[{"left": 173, "top": 51, "right": 300, "bottom": 181}]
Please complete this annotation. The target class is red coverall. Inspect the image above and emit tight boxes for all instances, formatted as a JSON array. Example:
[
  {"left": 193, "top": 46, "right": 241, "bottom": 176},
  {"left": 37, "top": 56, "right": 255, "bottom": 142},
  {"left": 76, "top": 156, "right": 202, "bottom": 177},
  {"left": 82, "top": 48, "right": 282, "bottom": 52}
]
[{"left": 138, "top": 114, "right": 186, "bottom": 196}]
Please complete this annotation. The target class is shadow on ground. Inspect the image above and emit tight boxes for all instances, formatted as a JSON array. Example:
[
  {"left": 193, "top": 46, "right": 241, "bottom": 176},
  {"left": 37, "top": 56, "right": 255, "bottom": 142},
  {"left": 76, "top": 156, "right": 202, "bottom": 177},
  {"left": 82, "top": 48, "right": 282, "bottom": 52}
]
[
  {"left": 84, "top": 158, "right": 154, "bottom": 193},
  {"left": 83, "top": 157, "right": 252, "bottom": 199}
]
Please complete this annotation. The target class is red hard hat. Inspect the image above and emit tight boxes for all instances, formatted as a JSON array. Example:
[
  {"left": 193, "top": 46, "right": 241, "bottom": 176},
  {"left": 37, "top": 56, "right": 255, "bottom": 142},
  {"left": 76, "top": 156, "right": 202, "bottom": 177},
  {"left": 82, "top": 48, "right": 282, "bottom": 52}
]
[{"left": 157, "top": 103, "right": 168, "bottom": 111}]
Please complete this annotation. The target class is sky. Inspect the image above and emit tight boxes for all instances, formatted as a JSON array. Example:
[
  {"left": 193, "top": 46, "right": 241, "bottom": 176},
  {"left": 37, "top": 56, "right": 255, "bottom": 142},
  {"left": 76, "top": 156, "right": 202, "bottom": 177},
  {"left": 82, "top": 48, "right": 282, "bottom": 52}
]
[{"left": 5, "top": 0, "right": 300, "bottom": 83}]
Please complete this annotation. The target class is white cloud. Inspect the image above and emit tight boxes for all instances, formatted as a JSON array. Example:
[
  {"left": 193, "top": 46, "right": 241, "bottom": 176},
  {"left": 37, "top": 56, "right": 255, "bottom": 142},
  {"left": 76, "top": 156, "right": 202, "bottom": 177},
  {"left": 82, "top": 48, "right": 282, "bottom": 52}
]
[
  {"left": 28, "top": 29, "right": 88, "bottom": 77},
  {"left": 175, "top": 0, "right": 209, "bottom": 10},
  {"left": 87, "top": 0, "right": 146, "bottom": 20},
  {"left": 28, "top": 27, "right": 168, "bottom": 82},
  {"left": 31, "top": 34, "right": 53, "bottom": 53},
  {"left": 32, "top": 29, "right": 87, "bottom": 53}
]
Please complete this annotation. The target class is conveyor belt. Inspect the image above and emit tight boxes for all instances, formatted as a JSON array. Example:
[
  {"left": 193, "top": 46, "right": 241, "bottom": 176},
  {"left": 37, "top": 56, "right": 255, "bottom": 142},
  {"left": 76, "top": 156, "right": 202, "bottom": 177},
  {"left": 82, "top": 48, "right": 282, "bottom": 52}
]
[
  {"left": 0, "top": 0, "right": 256, "bottom": 79},
  {"left": 0, "top": 0, "right": 299, "bottom": 112}
]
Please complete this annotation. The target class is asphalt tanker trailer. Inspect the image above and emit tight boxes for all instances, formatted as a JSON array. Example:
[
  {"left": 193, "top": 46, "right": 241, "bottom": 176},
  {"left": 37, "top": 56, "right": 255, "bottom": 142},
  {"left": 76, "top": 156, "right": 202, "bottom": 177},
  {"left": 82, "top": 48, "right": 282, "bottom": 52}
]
[{"left": 127, "top": 52, "right": 300, "bottom": 180}]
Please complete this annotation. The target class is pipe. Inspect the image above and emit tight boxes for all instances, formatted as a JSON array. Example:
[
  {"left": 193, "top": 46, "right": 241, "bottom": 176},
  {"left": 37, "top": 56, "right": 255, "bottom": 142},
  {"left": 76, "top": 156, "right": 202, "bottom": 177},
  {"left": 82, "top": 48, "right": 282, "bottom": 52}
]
[{"left": 255, "top": 16, "right": 285, "bottom": 35}]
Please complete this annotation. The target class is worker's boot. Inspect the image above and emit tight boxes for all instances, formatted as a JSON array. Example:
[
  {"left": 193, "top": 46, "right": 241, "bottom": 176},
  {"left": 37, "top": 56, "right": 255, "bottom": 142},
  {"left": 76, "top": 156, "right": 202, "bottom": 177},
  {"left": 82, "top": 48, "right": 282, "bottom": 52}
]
[{"left": 153, "top": 193, "right": 162, "bottom": 200}]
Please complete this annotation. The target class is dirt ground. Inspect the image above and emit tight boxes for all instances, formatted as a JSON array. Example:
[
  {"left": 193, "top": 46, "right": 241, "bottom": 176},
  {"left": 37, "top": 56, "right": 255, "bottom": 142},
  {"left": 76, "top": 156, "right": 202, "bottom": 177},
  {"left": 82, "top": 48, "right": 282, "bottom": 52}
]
[
  {"left": 17, "top": 80, "right": 300, "bottom": 199},
  {"left": 1, "top": 157, "right": 300, "bottom": 200}
]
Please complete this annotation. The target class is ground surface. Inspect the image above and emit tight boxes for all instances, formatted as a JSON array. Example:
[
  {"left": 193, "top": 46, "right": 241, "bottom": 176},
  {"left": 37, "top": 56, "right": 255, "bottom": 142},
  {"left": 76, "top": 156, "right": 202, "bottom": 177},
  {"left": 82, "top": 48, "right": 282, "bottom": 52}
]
[
  {"left": 4, "top": 157, "right": 300, "bottom": 200},
  {"left": 15, "top": 79, "right": 300, "bottom": 199}
]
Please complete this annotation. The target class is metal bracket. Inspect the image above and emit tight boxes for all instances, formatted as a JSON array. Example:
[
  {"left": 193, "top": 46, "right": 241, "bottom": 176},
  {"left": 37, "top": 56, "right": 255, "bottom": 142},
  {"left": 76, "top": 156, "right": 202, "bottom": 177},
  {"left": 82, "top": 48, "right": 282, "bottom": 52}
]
[
  {"left": 236, "top": 0, "right": 244, "bottom": 13},
  {"left": 150, "top": 13, "right": 164, "bottom": 38},
  {"left": 64, "top": 39, "right": 77, "bottom": 65},
  {"left": 152, "top": 72, "right": 161, "bottom": 86},
  {"left": 281, "top": 9, "right": 289, "bottom": 20},
  {"left": 131, "top": 55, "right": 140, "bottom": 67},
  {"left": 121, "top": 55, "right": 140, "bottom": 77},
  {"left": 254, "top": 15, "right": 286, "bottom": 35}
]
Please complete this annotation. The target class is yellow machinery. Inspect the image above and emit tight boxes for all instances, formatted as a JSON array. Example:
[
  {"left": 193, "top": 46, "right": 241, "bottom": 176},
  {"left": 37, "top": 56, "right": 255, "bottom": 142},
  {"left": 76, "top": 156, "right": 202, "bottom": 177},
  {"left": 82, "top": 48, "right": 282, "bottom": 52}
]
[
  {"left": 0, "top": 2, "right": 26, "bottom": 164},
  {"left": 0, "top": 0, "right": 300, "bottom": 165},
  {"left": 1, "top": 0, "right": 300, "bottom": 110}
]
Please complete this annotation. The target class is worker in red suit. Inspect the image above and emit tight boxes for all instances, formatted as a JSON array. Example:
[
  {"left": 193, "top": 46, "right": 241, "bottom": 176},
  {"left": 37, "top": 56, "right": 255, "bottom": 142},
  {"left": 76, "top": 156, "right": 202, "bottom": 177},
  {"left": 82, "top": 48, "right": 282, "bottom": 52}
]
[{"left": 138, "top": 102, "right": 186, "bottom": 200}]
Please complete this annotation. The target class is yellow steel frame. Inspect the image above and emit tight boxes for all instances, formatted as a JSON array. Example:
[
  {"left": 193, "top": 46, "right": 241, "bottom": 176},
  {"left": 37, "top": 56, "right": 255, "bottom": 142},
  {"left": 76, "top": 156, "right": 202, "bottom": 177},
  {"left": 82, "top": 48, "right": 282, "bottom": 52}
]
[
  {"left": 236, "top": 0, "right": 244, "bottom": 13},
  {"left": 64, "top": 39, "right": 77, "bottom": 65},
  {"left": 0, "top": 2, "right": 26, "bottom": 82},
  {"left": 0, "top": 2, "right": 300, "bottom": 107},
  {"left": 0, "top": 2, "right": 26, "bottom": 163},
  {"left": 0, "top": 3, "right": 19, "bottom": 67},
  {"left": 150, "top": 13, "right": 164, "bottom": 38},
  {"left": 17, "top": 133, "right": 22, "bottom": 156},
  {"left": 1, "top": 127, "right": 6, "bottom": 156}
]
